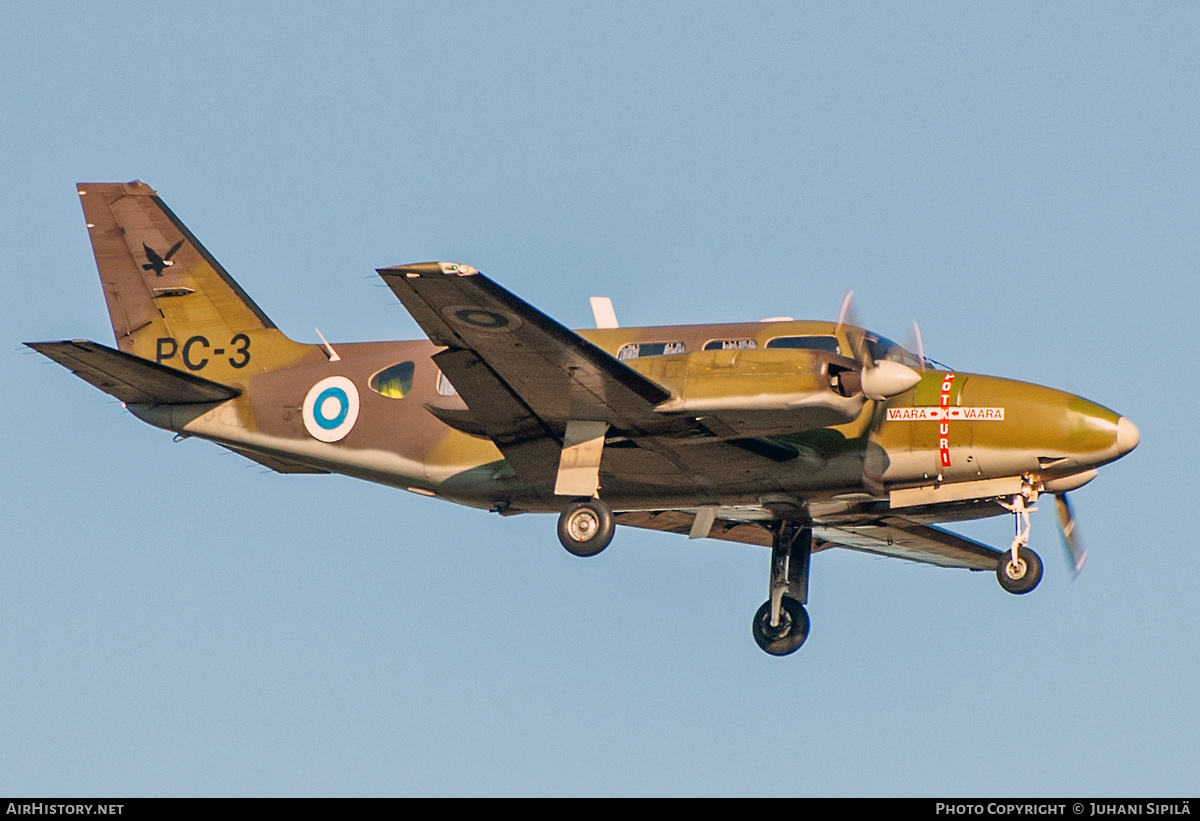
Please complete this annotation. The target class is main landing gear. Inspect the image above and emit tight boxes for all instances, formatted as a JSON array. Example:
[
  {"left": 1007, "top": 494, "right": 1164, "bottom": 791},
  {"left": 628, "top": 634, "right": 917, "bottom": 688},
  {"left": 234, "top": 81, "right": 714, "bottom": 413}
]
[
  {"left": 752, "top": 520, "right": 813, "bottom": 656},
  {"left": 557, "top": 497, "right": 615, "bottom": 557},
  {"left": 997, "top": 493, "right": 1043, "bottom": 594}
]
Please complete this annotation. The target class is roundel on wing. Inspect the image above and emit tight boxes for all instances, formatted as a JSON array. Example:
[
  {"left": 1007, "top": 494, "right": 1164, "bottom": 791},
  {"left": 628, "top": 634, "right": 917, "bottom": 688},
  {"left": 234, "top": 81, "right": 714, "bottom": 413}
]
[
  {"left": 302, "top": 376, "right": 360, "bottom": 442},
  {"left": 440, "top": 304, "right": 523, "bottom": 333}
]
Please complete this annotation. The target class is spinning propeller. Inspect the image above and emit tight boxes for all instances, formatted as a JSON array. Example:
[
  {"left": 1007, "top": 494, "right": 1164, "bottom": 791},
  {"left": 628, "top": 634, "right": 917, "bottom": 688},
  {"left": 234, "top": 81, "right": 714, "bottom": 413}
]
[
  {"left": 1054, "top": 492, "right": 1088, "bottom": 576},
  {"left": 834, "top": 290, "right": 922, "bottom": 401},
  {"left": 834, "top": 290, "right": 923, "bottom": 496},
  {"left": 910, "top": 320, "right": 926, "bottom": 373}
]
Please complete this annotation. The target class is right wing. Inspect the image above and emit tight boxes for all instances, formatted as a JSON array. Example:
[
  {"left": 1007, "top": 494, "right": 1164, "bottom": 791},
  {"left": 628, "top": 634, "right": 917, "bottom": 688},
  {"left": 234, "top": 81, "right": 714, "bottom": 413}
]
[
  {"left": 614, "top": 510, "right": 775, "bottom": 548},
  {"left": 814, "top": 518, "right": 1003, "bottom": 570},
  {"left": 617, "top": 508, "right": 1003, "bottom": 571},
  {"left": 619, "top": 506, "right": 1003, "bottom": 571}
]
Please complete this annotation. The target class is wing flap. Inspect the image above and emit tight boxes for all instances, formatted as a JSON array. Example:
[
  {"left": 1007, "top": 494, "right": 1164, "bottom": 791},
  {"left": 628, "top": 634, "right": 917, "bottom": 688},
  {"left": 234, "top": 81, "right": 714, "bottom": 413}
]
[
  {"left": 27, "top": 340, "right": 240, "bottom": 405},
  {"left": 432, "top": 347, "right": 562, "bottom": 480}
]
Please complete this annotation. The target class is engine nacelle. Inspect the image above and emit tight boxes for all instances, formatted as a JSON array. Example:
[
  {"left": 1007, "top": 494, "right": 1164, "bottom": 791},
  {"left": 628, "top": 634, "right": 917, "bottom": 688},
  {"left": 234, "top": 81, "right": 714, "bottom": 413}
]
[{"left": 629, "top": 348, "right": 865, "bottom": 435}]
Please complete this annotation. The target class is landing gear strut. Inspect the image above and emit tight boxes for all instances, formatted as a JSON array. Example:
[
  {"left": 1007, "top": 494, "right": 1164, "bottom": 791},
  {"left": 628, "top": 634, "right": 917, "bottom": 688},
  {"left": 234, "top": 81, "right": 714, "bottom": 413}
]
[
  {"left": 997, "top": 493, "right": 1043, "bottom": 594},
  {"left": 557, "top": 497, "right": 615, "bottom": 557},
  {"left": 752, "top": 520, "right": 812, "bottom": 656}
]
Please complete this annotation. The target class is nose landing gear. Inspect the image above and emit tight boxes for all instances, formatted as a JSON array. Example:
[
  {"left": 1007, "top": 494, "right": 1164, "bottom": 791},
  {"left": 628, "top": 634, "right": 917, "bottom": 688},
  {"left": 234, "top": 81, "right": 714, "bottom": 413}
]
[
  {"left": 997, "top": 492, "right": 1043, "bottom": 594},
  {"left": 997, "top": 544, "right": 1043, "bottom": 594}
]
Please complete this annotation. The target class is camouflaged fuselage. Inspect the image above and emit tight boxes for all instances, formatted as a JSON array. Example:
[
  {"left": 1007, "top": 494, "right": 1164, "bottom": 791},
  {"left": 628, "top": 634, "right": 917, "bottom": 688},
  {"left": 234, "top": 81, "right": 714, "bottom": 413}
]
[{"left": 125, "top": 319, "right": 1134, "bottom": 522}]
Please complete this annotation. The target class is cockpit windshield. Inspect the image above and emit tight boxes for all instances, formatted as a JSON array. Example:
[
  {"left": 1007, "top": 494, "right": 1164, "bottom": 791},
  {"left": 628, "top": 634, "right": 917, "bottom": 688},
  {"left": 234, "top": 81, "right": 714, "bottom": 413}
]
[{"left": 862, "top": 333, "right": 924, "bottom": 369}]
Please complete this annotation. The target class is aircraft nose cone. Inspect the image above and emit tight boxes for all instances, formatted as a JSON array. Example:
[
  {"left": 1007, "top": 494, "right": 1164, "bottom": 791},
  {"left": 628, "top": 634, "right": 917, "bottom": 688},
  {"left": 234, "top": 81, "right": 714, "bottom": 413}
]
[{"left": 1116, "top": 416, "right": 1140, "bottom": 456}]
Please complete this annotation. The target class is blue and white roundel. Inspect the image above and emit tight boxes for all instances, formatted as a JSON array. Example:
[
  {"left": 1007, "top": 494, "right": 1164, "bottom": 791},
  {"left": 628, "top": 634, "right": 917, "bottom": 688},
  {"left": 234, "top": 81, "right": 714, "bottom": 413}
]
[{"left": 302, "top": 376, "right": 360, "bottom": 443}]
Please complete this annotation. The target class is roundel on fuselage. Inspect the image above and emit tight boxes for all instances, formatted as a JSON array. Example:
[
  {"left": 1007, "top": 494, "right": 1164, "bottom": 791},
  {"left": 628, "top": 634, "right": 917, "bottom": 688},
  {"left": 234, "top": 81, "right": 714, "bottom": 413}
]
[{"left": 302, "top": 376, "right": 360, "bottom": 443}]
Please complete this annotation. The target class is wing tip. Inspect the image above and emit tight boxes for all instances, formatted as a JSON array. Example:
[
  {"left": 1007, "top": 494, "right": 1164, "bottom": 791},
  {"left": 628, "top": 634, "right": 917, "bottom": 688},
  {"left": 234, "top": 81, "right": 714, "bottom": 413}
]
[
  {"left": 76, "top": 180, "right": 157, "bottom": 197},
  {"left": 378, "top": 261, "right": 479, "bottom": 278}
]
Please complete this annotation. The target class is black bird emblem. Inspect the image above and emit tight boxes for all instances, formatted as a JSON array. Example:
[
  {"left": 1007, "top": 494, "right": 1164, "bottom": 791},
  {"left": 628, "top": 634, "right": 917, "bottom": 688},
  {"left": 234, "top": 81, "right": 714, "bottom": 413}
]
[{"left": 142, "top": 240, "right": 184, "bottom": 276}]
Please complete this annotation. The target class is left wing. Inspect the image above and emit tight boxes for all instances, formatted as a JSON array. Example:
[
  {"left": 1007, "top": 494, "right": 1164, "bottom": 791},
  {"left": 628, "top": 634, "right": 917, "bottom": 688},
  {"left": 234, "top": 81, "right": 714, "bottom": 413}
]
[
  {"left": 380, "top": 262, "right": 870, "bottom": 495},
  {"left": 379, "top": 262, "right": 675, "bottom": 430},
  {"left": 379, "top": 262, "right": 702, "bottom": 484}
]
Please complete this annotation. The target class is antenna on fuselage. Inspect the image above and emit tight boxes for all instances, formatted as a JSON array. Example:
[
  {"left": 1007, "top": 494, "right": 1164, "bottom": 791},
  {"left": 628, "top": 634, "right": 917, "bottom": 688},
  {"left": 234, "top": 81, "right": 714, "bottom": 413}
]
[
  {"left": 590, "top": 297, "right": 619, "bottom": 329},
  {"left": 315, "top": 327, "right": 341, "bottom": 361}
]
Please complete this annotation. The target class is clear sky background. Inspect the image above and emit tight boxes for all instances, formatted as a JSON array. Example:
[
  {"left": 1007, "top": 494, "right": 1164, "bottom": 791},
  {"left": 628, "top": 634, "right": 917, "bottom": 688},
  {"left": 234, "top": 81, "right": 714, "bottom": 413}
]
[{"left": 2, "top": 2, "right": 1197, "bottom": 797}]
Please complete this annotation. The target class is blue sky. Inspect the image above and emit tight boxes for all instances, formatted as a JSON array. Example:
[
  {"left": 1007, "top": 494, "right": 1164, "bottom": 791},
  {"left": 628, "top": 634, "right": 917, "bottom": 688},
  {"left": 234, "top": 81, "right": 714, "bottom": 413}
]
[{"left": 3, "top": 2, "right": 1197, "bottom": 796}]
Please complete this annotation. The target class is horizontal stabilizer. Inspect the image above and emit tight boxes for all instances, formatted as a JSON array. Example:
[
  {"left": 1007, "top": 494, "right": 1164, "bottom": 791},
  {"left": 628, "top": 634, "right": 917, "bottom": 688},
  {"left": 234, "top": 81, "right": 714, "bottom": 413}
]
[{"left": 26, "top": 340, "right": 241, "bottom": 405}]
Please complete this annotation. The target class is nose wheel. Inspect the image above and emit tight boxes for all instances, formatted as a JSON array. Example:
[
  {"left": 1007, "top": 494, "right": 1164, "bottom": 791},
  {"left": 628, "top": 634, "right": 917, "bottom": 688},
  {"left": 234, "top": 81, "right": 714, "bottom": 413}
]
[
  {"left": 557, "top": 497, "right": 615, "bottom": 557},
  {"left": 997, "top": 493, "right": 1043, "bottom": 594},
  {"left": 997, "top": 545, "right": 1043, "bottom": 594}
]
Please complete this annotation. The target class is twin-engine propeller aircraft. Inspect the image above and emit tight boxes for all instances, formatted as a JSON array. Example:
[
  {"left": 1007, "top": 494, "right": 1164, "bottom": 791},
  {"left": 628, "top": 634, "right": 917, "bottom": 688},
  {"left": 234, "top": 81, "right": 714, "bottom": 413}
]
[{"left": 30, "top": 182, "right": 1140, "bottom": 655}]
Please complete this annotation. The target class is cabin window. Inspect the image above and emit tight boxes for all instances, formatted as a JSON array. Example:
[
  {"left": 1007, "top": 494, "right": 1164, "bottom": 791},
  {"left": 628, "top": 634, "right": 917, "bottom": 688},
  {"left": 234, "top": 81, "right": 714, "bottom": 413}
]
[
  {"left": 436, "top": 370, "right": 458, "bottom": 396},
  {"left": 369, "top": 361, "right": 415, "bottom": 399},
  {"left": 703, "top": 338, "right": 757, "bottom": 351},
  {"left": 617, "top": 341, "right": 686, "bottom": 360},
  {"left": 765, "top": 335, "right": 842, "bottom": 355}
]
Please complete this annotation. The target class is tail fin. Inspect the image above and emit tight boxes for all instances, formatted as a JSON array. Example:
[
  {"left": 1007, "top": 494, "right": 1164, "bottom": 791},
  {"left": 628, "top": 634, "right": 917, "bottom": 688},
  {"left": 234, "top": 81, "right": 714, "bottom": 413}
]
[{"left": 77, "top": 181, "right": 305, "bottom": 380}]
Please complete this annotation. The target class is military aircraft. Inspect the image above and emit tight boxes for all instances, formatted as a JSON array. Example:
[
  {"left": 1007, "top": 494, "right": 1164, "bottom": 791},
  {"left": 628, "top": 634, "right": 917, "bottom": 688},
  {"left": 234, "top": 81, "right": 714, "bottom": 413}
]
[{"left": 30, "top": 181, "right": 1140, "bottom": 656}]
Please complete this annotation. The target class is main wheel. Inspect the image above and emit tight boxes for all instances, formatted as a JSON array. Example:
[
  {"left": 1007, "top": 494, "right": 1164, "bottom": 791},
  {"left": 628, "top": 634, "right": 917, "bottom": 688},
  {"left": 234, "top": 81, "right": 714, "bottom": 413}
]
[
  {"left": 752, "top": 596, "right": 810, "bottom": 656},
  {"left": 557, "top": 498, "right": 615, "bottom": 557},
  {"left": 996, "top": 545, "right": 1043, "bottom": 595}
]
